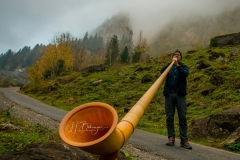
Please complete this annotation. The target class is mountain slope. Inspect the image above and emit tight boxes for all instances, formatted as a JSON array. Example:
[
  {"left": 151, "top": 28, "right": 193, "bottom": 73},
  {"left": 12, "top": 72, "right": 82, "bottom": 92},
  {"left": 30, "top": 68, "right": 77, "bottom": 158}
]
[
  {"left": 150, "top": 6, "right": 240, "bottom": 56},
  {"left": 90, "top": 13, "right": 133, "bottom": 43}
]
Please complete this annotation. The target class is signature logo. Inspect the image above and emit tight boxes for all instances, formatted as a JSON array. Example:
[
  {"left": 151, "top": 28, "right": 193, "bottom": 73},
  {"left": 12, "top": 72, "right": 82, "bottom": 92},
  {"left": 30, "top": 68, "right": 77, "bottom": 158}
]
[{"left": 66, "top": 121, "right": 109, "bottom": 135}]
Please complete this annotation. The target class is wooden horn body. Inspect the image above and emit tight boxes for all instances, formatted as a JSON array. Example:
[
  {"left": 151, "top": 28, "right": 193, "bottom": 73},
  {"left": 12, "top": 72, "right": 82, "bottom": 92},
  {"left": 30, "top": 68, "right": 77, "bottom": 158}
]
[{"left": 59, "top": 61, "right": 175, "bottom": 158}]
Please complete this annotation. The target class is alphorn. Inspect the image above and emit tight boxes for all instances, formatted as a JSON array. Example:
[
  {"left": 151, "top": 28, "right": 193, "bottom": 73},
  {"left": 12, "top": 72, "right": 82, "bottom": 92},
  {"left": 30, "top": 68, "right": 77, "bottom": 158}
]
[{"left": 59, "top": 61, "right": 175, "bottom": 159}]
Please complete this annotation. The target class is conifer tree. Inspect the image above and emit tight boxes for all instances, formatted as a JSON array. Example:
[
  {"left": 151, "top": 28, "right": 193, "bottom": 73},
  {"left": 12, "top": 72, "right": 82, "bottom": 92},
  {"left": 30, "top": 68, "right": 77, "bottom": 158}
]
[
  {"left": 82, "top": 32, "right": 89, "bottom": 47},
  {"left": 104, "top": 35, "right": 119, "bottom": 67},
  {"left": 120, "top": 46, "right": 130, "bottom": 63},
  {"left": 0, "top": 49, "right": 14, "bottom": 69}
]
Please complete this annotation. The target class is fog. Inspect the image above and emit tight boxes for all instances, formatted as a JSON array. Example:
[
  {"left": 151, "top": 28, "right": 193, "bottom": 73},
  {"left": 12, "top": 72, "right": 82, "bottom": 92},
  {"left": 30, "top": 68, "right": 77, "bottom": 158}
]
[{"left": 1, "top": 0, "right": 240, "bottom": 53}]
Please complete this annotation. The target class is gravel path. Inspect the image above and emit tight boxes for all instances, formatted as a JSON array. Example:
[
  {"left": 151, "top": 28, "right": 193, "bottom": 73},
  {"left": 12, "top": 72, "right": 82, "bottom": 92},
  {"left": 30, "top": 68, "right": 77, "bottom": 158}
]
[{"left": 0, "top": 90, "right": 165, "bottom": 160}]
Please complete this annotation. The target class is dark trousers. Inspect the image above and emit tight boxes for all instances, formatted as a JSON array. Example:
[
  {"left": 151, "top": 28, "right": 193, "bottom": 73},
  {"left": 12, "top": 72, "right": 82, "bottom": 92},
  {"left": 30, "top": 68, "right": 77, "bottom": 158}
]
[{"left": 165, "top": 93, "right": 188, "bottom": 143}]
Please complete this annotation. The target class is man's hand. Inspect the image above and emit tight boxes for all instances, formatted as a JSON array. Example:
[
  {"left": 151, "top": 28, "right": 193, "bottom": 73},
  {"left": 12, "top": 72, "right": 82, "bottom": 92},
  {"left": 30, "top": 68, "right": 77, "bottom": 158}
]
[{"left": 172, "top": 57, "right": 180, "bottom": 66}]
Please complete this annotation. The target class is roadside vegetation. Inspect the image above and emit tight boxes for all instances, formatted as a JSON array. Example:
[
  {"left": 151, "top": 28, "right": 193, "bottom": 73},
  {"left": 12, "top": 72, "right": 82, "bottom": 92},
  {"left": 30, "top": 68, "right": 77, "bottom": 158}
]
[{"left": 0, "top": 107, "right": 60, "bottom": 155}]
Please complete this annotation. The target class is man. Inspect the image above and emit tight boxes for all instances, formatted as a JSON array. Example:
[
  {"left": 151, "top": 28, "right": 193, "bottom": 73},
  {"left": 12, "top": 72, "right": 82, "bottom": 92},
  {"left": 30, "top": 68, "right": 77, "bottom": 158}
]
[{"left": 160, "top": 50, "right": 192, "bottom": 150}]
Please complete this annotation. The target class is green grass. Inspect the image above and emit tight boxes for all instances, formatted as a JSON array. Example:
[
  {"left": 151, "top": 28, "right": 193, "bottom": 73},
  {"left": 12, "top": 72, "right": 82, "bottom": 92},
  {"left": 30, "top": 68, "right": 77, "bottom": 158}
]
[
  {"left": 0, "top": 108, "right": 61, "bottom": 155},
  {"left": 20, "top": 45, "right": 240, "bottom": 154}
]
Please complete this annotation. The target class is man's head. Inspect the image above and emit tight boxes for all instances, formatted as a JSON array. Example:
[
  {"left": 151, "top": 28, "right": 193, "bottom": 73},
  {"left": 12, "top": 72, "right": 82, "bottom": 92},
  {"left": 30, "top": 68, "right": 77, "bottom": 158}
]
[{"left": 172, "top": 50, "right": 182, "bottom": 61}]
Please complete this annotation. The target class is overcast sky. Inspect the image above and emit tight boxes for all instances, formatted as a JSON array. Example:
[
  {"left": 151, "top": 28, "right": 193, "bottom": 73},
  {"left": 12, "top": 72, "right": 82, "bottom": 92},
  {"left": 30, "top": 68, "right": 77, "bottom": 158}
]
[{"left": 1, "top": 0, "right": 240, "bottom": 54}]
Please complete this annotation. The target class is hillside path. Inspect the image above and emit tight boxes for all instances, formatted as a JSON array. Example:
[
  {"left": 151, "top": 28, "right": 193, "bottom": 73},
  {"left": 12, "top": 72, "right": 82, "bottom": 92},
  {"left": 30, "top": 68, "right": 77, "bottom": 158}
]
[{"left": 0, "top": 87, "right": 240, "bottom": 160}]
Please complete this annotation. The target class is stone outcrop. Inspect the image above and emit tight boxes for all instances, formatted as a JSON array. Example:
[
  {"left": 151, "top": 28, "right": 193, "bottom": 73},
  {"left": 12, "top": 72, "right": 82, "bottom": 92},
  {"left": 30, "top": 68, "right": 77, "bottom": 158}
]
[
  {"left": 0, "top": 142, "right": 130, "bottom": 160},
  {"left": 0, "top": 142, "right": 95, "bottom": 160},
  {"left": 189, "top": 105, "right": 240, "bottom": 144},
  {"left": 81, "top": 64, "right": 108, "bottom": 73},
  {"left": 221, "top": 127, "right": 240, "bottom": 144},
  {"left": 210, "top": 32, "right": 240, "bottom": 47}
]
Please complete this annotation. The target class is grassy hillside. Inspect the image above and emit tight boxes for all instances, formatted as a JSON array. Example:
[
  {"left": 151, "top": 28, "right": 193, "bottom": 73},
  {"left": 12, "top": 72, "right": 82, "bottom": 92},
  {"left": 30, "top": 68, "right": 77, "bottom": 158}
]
[{"left": 21, "top": 45, "right": 240, "bottom": 152}]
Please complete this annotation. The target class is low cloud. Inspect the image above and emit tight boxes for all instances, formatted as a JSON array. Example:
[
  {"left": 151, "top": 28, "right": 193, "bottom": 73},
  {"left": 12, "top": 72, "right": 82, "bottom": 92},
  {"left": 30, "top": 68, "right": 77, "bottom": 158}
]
[{"left": 0, "top": 0, "right": 240, "bottom": 53}]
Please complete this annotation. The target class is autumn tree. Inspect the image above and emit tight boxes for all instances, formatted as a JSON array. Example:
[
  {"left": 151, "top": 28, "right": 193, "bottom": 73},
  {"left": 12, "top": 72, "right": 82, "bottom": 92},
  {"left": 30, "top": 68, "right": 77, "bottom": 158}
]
[
  {"left": 104, "top": 35, "right": 119, "bottom": 67},
  {"left": 27, "top": 33, "right": 74, "bottom": 80},
  {"left": 40, "top": 44, "right": 70, "bottom": 79},
  {"left": 27, "top": 60, "right": 45, "bottom": 91},
  {"left": 70, "top": 38, "right": 87, "bottom": 71}
]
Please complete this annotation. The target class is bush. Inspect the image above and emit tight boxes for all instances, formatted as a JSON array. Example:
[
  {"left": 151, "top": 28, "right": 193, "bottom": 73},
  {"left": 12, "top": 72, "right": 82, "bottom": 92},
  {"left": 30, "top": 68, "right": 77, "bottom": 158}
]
[
  {"left": 209, "top": 38, "right": 218, "bottom": 47},
  {"left": 223, "top": 142, "right": 240, "bottom": 152}
]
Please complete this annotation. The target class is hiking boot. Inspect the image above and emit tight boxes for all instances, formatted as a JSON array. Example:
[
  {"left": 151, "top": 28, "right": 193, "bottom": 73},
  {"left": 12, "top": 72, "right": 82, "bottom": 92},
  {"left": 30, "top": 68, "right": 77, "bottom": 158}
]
[
  {"left": 166, "top": 137, "right": 175, "bottom": 146},
  {"left": 180, "top": 142, "right": 192, "bottom": 150}
]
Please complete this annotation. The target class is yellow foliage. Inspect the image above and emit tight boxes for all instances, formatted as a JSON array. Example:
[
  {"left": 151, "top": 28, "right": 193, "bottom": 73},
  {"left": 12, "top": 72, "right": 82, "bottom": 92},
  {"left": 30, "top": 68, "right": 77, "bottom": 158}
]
[
  {"left": 28, "top": 42, "right": 74, "bottom": 81},
  {"left": 57, "top": 44, "right": 73, "bottom": 71},
  {"left": 41, "top": 44, "right": 72, "bottom": 71},
  {"left": 27, "top": 61, "right": 44, "bottom": 90}
]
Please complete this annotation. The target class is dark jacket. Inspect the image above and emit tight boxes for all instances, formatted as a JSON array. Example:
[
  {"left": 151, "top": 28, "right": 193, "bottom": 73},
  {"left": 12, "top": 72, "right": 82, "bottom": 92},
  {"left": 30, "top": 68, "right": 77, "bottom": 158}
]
[{"left": 160, "top": 62, "right": 189, "bottom": 96}]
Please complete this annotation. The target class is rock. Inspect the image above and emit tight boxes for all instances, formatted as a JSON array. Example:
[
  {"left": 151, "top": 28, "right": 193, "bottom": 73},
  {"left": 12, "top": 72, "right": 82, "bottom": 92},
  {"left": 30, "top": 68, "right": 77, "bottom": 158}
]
[
  {"left": 229, "top": 47, "right": 239, "bottom": 62},
  {"left": 231, "top": 47, "right": 239, "bottom": 56},
  {"left": 0, "top": 122, "right": 19, "bottom": 130},
  {"left": 216, "top": 56, "right": 224, "bottom": 62},
  {"left": 209, "top": 32, "right": 240, "bottom": 47},
  {"left": 210, "top": 73, "right": 223, "bottom": 86},
  {"left": 221, "top": 127, "right": 240, "bottom": 144},
  {"left": 141, "top": 74, "right": 154, "bottom": 83},
  {"left": 196, "top": 60, "right": 210, "bottom": 70},
  {"left": 0, "top": 142, "right": 96, "bottom": 160},
  {"left": 189, "top": 105, "right": 240, "bottom": 140},
  {"left": 92, "top": 79, "right": 103, "bottom": 86},
  {"left": 0, "top": 141, "right": 131, "bottom": 160},
  {"left": 189, "top": 116, "right": 210, "bottom": 139},
  {"left": 81, "top": 64, "right": 108, "bottom": 73},
  {"left": 135, "top": 66, "right": 152, "bottom": 72},
  {"left": 208, "top": 51, "right": 225, "bottom": 61}
]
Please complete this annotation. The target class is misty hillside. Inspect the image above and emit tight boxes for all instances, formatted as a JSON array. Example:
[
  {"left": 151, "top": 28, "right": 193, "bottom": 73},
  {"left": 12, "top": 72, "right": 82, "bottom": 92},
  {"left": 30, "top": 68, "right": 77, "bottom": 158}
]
[
  {"left": 150, "top": 6, "right": 240, "bottom": 56},
  {"left": 90, "top": 13, "right": 133, "bottom": 44},
  {"left": 90, "top": 6, "right": 240, "bottom": 56}
]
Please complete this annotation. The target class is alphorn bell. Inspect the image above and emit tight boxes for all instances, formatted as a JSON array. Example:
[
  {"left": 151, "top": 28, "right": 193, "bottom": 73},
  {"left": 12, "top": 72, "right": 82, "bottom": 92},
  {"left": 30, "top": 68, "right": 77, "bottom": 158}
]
[{"left": 59, "top": 61, "right": 175, "bottom": 159}]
